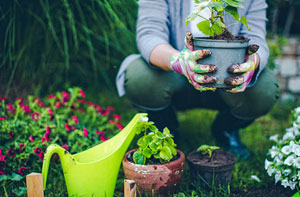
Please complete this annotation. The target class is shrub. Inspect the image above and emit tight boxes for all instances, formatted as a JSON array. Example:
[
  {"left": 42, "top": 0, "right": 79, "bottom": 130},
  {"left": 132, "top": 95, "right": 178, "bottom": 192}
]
[{"left": 0, "top": 87, "right": 124, "bottom": 196}]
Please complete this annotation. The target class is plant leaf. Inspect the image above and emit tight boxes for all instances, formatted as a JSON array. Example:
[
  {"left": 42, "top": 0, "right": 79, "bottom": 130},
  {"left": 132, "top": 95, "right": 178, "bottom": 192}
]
[
  {"left": 133, "top": 150, "right": 145, "bottom": 165},
  {"left": 0, "top": 175, "right": 8, "bottom": 181},
  {"left": 225, "top": 6, "right": 239, "bottom": 21},
  {"left": 143, "top": 147, "right": 152, "bottom": 158},
  {"left": 13, "top": 187, "right": 27, "bottom": 196},
  {"left": 159, "top": 145, "right": 172, "bottom": 162},
  {"left": 163, "top": 127, "right": 170, "bottom": 135},
  {"left": 197, "top": 20, "right": 213, "bottom": 36},
  {"left": 211, "top": 23, "right": 223, "bottom": 35},
  {"left": 10, "top": 173, "right": 23, "bottom": 181},
  {"left": 224, "top": 0, "right": 244, "bottom": 8},
  {"left": 240, "top": 16, "right": 250, "bottom": 30}
]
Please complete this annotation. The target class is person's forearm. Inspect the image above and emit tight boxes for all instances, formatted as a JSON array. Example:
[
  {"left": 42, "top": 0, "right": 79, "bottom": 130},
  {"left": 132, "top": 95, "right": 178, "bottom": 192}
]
[{"left": 149, "top": 44, "right": 179, "bottom": 71}]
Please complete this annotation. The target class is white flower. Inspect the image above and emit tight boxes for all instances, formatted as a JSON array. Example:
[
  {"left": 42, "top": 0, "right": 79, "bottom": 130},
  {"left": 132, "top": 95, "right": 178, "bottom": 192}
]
[
  {"left": 283, "top": 131, "right": 295, "bottom": 141},
  {"left": 282, "top": 145, "right": 292, "bottom": 155},
  {"left": 275, "top": 171, "right": 281, "bottom": 184},
  {"left": 293, "top": 157, "right": 300, "bottom": 168},
  {"left": 293, "top": 145, "right": 300, "bottom": 156},
  {"left": 274, "top": 156, "right": 283, "bottom": 166},
  {"left": 265, "top": 159, "right": 272, "bottom": 170},
  {"left": 295, "top": 107, "right": 300, "bottom": 114},
  {"left": 270, "top": 146, "right": 280, "bottom": 158},
  {"left": 281, "top": 179, "right": 290, "bottom": 188},
  {"left": 267, "top": 166, "right": 275, "bottom": 176},
  {"left": 269, "top": 134, "right": 279, "bottom": 142},
  {"left": 289, "top": 181, "right": 296, "bottom": 190},
  {"left": 284, "top": 155, "right": 295, "bottom": 166},
  {"left": 250, "top": 175, "right": 261, "bottom": 182},
  {"left": 283, "top": 169, "right": 291, "bottom": 176}
]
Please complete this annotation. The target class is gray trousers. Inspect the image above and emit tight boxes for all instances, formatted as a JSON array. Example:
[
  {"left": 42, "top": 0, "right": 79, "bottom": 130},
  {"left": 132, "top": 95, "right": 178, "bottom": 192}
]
[{"left": 124, "top": 57, "right": 279, "bottom": 135}]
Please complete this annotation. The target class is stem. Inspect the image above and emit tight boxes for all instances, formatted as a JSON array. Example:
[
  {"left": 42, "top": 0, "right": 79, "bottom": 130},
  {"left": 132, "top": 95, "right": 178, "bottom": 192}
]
[
  {"left": 2, "top": 180, "right": 8, "bottom": 197},
  {"left": 196, "top": 14, "right": 209, "bottom": 21}
]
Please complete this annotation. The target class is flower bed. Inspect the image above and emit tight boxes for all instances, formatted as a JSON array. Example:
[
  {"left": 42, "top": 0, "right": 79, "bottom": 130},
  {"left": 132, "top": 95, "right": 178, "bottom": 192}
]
[
  {"left": 266, "top": 107, "right": 300, "bottom": 190},
  {"left": 0, "top": 87, "right": 124, "bottom": 196}
]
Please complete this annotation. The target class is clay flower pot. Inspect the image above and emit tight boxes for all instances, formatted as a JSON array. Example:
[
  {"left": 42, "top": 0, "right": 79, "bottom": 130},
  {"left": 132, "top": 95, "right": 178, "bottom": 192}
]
[
  {"left": 122, "top": 149, "right": 185, "bottom": 195},
  {"left": 187, "top": 149, "right": 236, "bottom": 189}
]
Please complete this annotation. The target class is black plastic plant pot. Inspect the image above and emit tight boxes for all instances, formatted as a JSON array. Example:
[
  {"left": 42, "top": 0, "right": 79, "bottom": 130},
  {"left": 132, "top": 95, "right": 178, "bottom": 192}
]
[
  {"left": 193, "top": 38, "right": 249, "bottom": 88},
  {"left": 187, "top": 150, "right": 236, "bottom": 190}
]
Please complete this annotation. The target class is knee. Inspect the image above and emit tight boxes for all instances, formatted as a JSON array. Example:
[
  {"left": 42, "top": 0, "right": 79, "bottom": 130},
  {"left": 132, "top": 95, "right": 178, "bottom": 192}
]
[{"left": 124, "top": 57, "right": 173, "bottom": 110}]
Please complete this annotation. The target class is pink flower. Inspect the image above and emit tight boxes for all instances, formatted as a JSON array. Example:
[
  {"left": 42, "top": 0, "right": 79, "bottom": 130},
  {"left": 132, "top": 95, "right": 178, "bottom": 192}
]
[
  {"left": 0, "top": 97, "right": 7, "bottom": 101},
  {"left": 101, "top": 109, "right": 109, "bottom": 116},
  {"left": 107, "top": 106, "right": 115, "bottom": 111},
  {"left": 18, "top": 167, "right": 27, "bottom": 176},
  {"left": 61, "top": 145, "right": 69, "bottom": 150},
  {"left": 18, "top": 144, "right": 25, "bottom": 152},
  {"left": 29, "top": 136, "right": 35, "bottom": 142},
  {"left": 0, "top": 148, "right": 6, "bottom": 161},
  {"left": 42, "top": 132, "right": 51, "bottom": 143},
  {"left": 22, "top": 105, "right": 31, "bottom": 114},
  {"left": 16, "top": 97, "right": 24, "bottom": 104},
  {"left": 0, "top": 172, "right": 5, "bottom": 175},
  {"left": 34, "top": 97, "right": 45, "bottom": 107},
  {"left": 77, "top": 98, "right": 85, "bottom": 104},
  {"left": 72, "top": 116, "right": 79, "bottom": 124},
  {"left": 0, "top": 117, "right": 7, "bottom": 120},
  {"left": 48, "top": 94, "right": 56, "bottom": 99},
  {"left": 94, "top": 105, "right": 102, "bottom": 112},
  {"left": 109, "top": 119, "right": 115, "bottom": 124},
  {"left": 48, "top": 108, "right": 53, "bottom": 116},
  {"left": 83, "top": 128, "right": 88, "bottom": 137},
  {"left": 8, "top": 131, "right": 14, "bottom": 138},
  {"left": 7, "top": 104, "right": 15, "bottom": 114},
  {"left": 79, "top": 90, "right": 86, "bottom": 98},
  {"left": 62, "top": 91, "right": 70, "bottom": 104},
  {"left": 95, "top": 131, "right": 105, "bottom": 136},
  {"left": 100, "top": 136, "right": 109, "bottom": 142},
  {"left": 65, "top": 123, "right": 70, "bottom": 131},
  {"left": 33, "top": 146, "right": 42, "bottom": 155},
  {"left": 39, "top": 151, "right": 44, "bottom": 161},
  {"left": 55, "top": 101, "right": 61, "bottom": 108},
  {"left": 6, "top": 147, "right": 16, "bottom": 157},
  {"left": 116, "top": 122, "right": 124, "bottom": 130},
  {"left": 31, "top": 112, "right": 40, "bottom": 121},
  {"left": 46, "top": 126, "right": 51, "bottom": 134},
  {"left": 113, "top": 114, "right": 121, "bottom": 120}
]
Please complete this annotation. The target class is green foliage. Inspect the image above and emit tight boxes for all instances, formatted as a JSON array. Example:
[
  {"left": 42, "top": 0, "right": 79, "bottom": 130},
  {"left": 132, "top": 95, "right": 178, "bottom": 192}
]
[
  {"left": 186, "top": 0, "right": 250, "bottom": 36},
  {"left": 0, "top": 0, "right": 138, "bottom": 96},
  {"left": 133, "top": 123, "right": 177, "bottom": 165},
  {"left": 267, "top": 36, "right": 288, "bottom": 70},
  {"left": 0, "top": 87, "right": 124, "bottom": 196},
  {"left": 197, "top": 144, "right": 220, "bottom": 158}
]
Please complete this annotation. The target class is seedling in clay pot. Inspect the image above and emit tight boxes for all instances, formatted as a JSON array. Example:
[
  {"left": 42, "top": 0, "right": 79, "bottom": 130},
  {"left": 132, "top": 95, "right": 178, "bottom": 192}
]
[
  {"left": 187, "top": 144, "right": 236, "bottom": 190},
  {"left": 122, "top": 119, "right": 185, "bottom": 196},
  {"left": 186, "top": 0, "right": 251, "bottom": 88}
]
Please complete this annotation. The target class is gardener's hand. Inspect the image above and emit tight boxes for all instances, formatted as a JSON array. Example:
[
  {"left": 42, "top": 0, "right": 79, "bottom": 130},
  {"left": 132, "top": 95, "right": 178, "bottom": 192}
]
[
  {"left": 224, "top": 45, "right": 260, "bottom": 93},
  {"left": 169, "top": 31, "right": 217, "bottom": 91}
]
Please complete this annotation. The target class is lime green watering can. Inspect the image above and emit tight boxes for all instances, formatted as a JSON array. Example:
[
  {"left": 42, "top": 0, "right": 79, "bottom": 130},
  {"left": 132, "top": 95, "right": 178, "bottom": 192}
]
[{"left": 42, "top": 113, "right": 147, "bottom": 196}]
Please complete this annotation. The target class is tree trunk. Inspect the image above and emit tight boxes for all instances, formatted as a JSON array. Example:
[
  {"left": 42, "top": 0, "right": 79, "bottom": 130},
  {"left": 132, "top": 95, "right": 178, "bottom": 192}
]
[{"left": 284, "top": 2, "right": 296, "bottom": 37}]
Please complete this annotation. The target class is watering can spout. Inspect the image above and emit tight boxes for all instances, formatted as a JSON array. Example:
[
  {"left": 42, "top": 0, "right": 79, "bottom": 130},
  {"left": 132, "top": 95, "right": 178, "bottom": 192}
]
[{"left": 42, "top": 144, "right": 74, "bottom": 190}]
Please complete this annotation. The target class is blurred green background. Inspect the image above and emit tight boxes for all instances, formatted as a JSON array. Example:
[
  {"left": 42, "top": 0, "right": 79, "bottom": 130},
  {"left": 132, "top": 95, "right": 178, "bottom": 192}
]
[{"left": 0, "top": 0, "right": 299, "bottom": 97}]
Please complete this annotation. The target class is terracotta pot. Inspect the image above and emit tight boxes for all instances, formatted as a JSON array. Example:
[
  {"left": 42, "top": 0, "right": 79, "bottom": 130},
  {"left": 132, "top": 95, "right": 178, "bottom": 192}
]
[
  {"left": 122, "top": 149, "right": 185, "bottom": 195},
  {"left": 187, "top": 149, "right": 235, "bottom": 189}
]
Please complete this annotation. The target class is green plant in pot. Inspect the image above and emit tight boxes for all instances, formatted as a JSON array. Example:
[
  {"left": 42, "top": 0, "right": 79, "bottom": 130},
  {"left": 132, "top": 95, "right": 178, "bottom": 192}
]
[
  {"left": 186, "top": 0, "right": 252, "bottom": 88},
  {"left": 187, "top": 145, "right": 236, "bottom": 190},
  {"left": 122, "top": 120, "right": 185, "bottom": 196}
]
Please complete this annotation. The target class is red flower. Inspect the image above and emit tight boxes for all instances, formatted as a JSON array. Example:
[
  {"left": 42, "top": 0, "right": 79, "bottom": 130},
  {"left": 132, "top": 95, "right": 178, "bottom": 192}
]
[
  {"left": 0, "top": 97, "right": 7, "bottom": 101},
  {"left": 16, "top": 97, "right": 24, "bottom": 103},
  {"left": 48, "top": 94, "right": 56, "bottom": 99},
  {"left": 61, "top": 145, "right": 69, "bottom": 150},
  {"left": 18, "top": 167, "right": 27, "bottom": 176},
  {"left": 106, "top": 106, "right": 115, "bottom": 111},
  {"left": 0, "top": 172, "right": 5, "bottom": 175},
  {"left": 42, "top": 132, "right": 51, "bottom": 143},
  {"left": 34, "top": 97, "right": 45, "bottom": 107},
  {"left": 29, "top": 136, "right": 35, "bottom": 142},
  {"left": 33, "top": 146, "right": 42, "bottom": 155},
  {"left": 18, "top": 144, "right": 25, "bottom": 152},
  {"left": 79, "top": 90, "right": 86, "bottom": 98},
  {"left": 48, "top": 108, "right": 53, "bottom": 116},
  {"left": 62, "top": 91, "right": 70, "bottom": 104},
  {"left": 72, "top": 116, "right": 79, "bottom": 124},
  {"left": 0, "top": 117, "right": 7, "bottom": 120},
  {"left": 31, "top": 112, "right": 40, "bottom": 121},
  {"left": 116, "top": 122, "right": 124, "bottom": 130},
  {"left": 83, "top": 128, "right": 88, "bottom": 137},
  {"left": 7, "top": 104, "right": 15, "bottom": 114},
  {"left": 100, "top": 136, "right": 109, "bottom": 142},
  {"left": 77, "top": 98, "right": 85, "bottom": 104},
  {"left": 8, "top": 131, "right": 14, "bottom": 138},
  {"left": 46, "top": 126, "right": 51, "bottom": 134},
  {"left": 0, "top": 148, "right": 6, "bottom": 161},
  {"left": 6, "top": 147, "right": 16, "bottom": 157},
  {"left": 113, "top": 114, "right": 121, "bottom": 120},
  {"left": 65, "top": 123, "right": 70, "bottom": 131},
  {"left": 22, "top": 105, "right": 31, "bottom": 114},
  {"left": 39, "top": 151, "right": 44, "bottom": 161},
  {"left": 109, "top": 119, "right": 115, "bottom": 124},
  {"left": 95, "top": 131, "right": 105, "bottom": 136},
  {"left": 55, "top": 101, "right": 61, "bottom": 108},
  {"left": 101, "top": 109, "right": 109, "bottom": 116},
  {"left": 94, "top": 105, "right": 102, "bottom": 112}
]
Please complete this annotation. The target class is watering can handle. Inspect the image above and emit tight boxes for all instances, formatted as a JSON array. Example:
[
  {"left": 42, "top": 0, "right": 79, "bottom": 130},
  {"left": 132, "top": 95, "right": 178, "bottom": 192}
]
[{"left": 41, "top": 144, "right": 73, "bottom": 190}]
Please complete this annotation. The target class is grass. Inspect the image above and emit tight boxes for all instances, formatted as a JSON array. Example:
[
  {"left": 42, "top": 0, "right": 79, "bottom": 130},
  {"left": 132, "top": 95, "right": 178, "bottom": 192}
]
[{"left": 40, "top": 88, "right": 298, "bottom": 196}]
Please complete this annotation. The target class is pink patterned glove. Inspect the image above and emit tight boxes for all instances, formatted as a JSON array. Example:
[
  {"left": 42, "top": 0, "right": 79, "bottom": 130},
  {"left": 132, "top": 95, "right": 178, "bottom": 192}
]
[
  {"left": 224, "top": 45, "right": 260, "bottom": 93},
  {"left": 170, "top": 32, "right": 218, "bottom": 91}
]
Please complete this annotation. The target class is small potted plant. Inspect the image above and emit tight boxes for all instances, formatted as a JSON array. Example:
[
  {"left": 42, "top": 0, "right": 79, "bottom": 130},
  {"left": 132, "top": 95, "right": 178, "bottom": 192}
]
[
  {"left": 187, "top": 145, "right": 236, "bottom": 189},
  {"left": 186, "top": 0, "right": 251, "bottom": 88},
  {"left": 122, "top": 120, "right": 185, "bottom": 195}
]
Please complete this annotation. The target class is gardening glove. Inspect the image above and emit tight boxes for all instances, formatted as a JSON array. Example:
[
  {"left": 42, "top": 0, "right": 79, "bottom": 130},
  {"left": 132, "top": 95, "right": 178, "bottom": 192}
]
[
  {"left": 224, "top": 45, "right": 260, "bottom": 93},
  {"left": 170, "top": 31, "right": 218, "bottom": 91}
]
